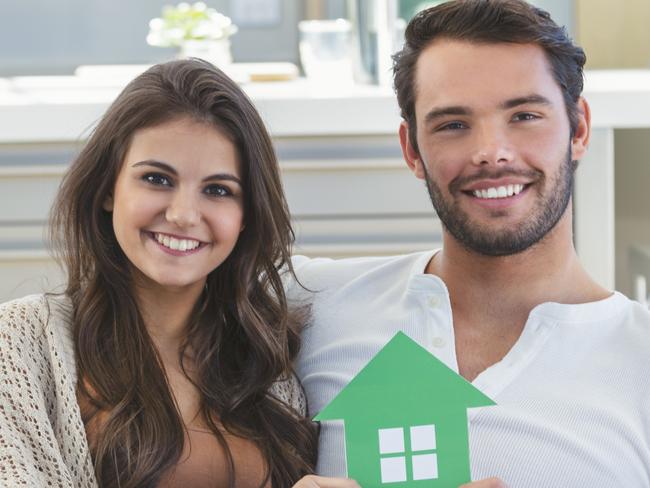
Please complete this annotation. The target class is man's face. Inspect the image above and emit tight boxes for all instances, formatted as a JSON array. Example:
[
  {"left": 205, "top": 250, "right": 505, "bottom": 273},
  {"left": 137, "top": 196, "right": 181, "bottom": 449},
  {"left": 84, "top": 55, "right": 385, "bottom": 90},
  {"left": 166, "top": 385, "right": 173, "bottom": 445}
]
[{"left": 402, "top": 40, "right": 588, "bottom": 256}]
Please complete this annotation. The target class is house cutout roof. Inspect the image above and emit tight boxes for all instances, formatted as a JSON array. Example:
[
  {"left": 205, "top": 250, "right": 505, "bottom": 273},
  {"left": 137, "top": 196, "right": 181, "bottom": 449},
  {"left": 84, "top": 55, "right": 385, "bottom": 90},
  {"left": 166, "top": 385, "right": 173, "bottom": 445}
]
[{"left": 315, "top": 331, "right": 495, "bottom": 486}]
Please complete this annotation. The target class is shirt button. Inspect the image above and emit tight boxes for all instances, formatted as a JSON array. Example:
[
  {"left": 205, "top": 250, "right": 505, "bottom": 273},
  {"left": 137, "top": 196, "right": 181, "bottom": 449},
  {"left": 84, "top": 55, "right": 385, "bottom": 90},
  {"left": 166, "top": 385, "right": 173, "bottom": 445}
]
[
  {"left": 432, "top": 337, "right": 446, "bottom": 348},
  {"left": 428, "top": 296, "right": 441, "bottom": 308}
]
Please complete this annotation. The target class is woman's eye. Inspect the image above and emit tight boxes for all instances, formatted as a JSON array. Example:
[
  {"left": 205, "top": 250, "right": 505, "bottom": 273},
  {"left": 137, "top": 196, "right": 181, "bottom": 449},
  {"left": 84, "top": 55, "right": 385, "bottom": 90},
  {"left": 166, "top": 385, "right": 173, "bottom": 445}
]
[
  {"left": 143, "top": 173, "right": 171, "bottom": 186},
  {"left": 204, "top": 184, "right": 232, "bottom": 197}
]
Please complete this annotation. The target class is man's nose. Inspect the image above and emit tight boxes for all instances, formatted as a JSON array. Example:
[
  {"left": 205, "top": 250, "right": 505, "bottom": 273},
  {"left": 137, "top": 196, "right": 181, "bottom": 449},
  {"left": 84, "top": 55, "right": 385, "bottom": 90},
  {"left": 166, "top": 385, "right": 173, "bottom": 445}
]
[
  {"left": 470, "top": 123, "right": 515, "bottom": 166},
  {"left": 165, "top": 190, "right": 200, "bottom": 228}
]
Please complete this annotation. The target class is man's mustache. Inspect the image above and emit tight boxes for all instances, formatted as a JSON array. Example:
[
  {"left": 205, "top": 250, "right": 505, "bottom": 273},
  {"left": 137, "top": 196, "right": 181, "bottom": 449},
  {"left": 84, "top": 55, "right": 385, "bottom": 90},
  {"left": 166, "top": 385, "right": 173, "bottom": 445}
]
[{"left": 448, "top": 167, "right": 544, "bottom": 194}]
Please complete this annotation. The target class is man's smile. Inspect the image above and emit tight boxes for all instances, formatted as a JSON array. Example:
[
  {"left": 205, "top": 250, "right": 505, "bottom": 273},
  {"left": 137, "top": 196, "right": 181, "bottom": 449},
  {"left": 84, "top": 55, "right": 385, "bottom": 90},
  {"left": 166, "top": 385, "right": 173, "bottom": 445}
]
[{"left": 470, "top": 183, "right": 525, "bottom": 199}]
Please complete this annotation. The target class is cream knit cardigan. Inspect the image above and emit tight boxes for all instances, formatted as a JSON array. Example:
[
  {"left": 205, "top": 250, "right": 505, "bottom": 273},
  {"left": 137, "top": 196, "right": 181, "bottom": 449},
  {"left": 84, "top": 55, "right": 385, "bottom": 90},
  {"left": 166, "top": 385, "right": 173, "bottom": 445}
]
[{"left": 0, "top": 294, "right": 306, "bottom": 487}]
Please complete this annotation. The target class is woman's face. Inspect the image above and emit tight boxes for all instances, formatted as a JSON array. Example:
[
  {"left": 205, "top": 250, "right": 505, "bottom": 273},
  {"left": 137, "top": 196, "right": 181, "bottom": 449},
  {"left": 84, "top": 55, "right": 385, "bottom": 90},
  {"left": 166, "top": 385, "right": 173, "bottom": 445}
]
[{"left": 105, "top": 117, "right": 245, "bottom": 295}]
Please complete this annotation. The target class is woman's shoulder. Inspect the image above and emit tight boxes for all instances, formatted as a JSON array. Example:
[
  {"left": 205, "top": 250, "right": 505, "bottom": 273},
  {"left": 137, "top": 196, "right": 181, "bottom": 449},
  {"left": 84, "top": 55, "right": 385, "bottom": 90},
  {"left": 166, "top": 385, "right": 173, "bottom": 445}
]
[
  {"left": 269, "top": 373, "right": 307, "bottom": 416},
  {"left": 0, "top": 293, "right": 71, "bottom": 333},
  {"left": 0, "top": 294, "right": 49, "bottom": 331},
  {"left": 0, "top": 293, "right": 75, "bottom": 369}
]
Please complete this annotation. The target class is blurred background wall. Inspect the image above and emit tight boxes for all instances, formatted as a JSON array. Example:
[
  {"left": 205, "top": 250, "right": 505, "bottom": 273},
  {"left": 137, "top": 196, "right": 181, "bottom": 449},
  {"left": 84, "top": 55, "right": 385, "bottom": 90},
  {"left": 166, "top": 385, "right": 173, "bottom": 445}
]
[
  {"left": 0, "top": 0, "right": 304, "bottom": 75},
  {"left": 0, "top": 0, "right": 574, "bottom": 76},
  {"left": 1, "top": 0, "right": 649, "bottom": 302}
]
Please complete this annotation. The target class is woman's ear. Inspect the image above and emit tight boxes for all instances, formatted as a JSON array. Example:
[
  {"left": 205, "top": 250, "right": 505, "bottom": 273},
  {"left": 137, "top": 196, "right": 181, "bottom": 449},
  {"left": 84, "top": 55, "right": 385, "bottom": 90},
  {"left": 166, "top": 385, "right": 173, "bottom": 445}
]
[{"left": 103, "top": 195, "right": 114, "bottom": 212}]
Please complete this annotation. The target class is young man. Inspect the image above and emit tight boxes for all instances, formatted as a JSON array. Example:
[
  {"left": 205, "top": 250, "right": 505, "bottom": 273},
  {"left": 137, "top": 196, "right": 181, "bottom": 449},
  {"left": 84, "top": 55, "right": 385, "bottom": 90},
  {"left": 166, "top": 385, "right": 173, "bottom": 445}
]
[{"left": 290, "top": 0, "right": 650, "bottom": 486}]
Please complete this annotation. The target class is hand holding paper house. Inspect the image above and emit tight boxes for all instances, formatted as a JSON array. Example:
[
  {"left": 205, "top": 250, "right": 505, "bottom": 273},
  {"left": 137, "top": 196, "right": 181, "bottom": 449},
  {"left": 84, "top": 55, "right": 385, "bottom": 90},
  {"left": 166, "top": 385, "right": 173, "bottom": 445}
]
[{"left": 315, "top": 332, "right": 495, "bottom": 487}]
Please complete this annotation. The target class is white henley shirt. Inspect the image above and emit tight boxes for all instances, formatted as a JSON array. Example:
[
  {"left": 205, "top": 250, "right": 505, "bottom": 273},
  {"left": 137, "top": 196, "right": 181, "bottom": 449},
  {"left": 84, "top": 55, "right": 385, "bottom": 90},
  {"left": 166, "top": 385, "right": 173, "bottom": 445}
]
[{"left": 290, "top": 251, "right": 650, "bottom": 487}]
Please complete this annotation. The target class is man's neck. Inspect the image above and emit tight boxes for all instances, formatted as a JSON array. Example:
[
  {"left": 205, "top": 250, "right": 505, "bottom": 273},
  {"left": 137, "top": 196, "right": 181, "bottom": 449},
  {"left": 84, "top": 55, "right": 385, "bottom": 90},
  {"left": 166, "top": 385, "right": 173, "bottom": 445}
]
[
  {"left": 426, "top": 214, "right": 610, "bottom": 381},
  {"left": 428, "top": 214, "right": 609, "bottom": 317}
]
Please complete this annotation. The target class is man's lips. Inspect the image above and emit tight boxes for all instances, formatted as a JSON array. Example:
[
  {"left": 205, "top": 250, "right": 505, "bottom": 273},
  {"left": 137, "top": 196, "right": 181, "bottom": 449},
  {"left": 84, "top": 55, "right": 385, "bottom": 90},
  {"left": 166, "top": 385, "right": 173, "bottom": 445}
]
[
  {"left": 451, "top": 167, "right": 542, "bottom": 194},
  {"left": 466, "top": 183, "right": 528, "bottom": 200},
  {"left": 456, "top": 173, "right": 538, "bottom": 201},
  {"left": 463, "top": 177, "right": 533, "bottom": 192}
]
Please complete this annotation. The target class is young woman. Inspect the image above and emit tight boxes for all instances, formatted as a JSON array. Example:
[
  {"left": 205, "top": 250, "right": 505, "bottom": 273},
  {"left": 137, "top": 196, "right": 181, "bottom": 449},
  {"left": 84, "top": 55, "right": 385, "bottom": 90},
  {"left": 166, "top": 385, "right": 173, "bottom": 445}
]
[{"left": 0, "top": 59, "right": 357, "bottom": 488}]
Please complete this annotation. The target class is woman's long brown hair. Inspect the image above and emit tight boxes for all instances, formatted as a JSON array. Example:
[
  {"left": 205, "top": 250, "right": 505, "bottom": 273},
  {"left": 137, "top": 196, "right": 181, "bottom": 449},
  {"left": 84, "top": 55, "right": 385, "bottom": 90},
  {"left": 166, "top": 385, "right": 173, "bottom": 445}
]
[{"left": 49, "top": 59, "right": 317, "bottom": 487}]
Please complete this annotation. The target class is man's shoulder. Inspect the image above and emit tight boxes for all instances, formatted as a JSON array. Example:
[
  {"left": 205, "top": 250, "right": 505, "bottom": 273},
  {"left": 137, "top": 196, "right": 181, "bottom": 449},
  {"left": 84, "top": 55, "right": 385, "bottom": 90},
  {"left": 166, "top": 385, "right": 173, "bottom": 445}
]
[
  {"left": 589, "top": 293, "right": 650, "bottom": 358},
  {"left": 618, "top": 293, "right": 650, "bottom": 331},
  {"left": 289, "top": 251, "right": 433, "bottom": 291}
]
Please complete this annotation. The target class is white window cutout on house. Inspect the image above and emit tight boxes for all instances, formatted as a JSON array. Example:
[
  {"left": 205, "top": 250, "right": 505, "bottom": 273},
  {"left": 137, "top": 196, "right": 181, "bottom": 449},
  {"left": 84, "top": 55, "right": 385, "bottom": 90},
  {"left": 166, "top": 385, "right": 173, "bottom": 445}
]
[
  {"left": 378, "top": 424, "right": 438, "bottom": 484},
  {"left": 379, "top": 427, "right": 405, "bottom": 454}
]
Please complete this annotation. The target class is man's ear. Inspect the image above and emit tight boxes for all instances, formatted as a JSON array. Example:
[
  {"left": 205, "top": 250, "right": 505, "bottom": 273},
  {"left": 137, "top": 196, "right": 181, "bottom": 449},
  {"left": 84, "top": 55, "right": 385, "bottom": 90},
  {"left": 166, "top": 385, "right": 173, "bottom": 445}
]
[
  {"left": 399, "top": 121, "right": 426, "bottom": 180},
  {"left": 103, "top": 195, "right": 114, "bottom": 212},
  {"left": 570, "top": 97, "right": 591, "bottom": 161}
]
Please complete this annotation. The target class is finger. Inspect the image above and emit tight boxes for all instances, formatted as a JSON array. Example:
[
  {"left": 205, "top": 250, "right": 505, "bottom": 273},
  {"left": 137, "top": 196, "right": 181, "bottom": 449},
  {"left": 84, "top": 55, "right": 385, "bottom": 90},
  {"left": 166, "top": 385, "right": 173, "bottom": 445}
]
[
  {"left": 459, "top": 477, "right": 506, "bottom": 488},
  {"left": 292, "top": 475, "right": 361, "bottom": 488}
]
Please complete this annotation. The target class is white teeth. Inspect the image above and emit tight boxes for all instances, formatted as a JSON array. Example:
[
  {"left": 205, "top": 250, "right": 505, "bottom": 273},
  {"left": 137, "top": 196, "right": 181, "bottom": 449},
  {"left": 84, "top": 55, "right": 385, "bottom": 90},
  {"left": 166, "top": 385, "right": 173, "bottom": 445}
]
[
  {"left": 154, "top": 233, "right": 200, "bottom": 251},
  {"left": 472, "top": 184, "right": 525, "bottom": 199}
]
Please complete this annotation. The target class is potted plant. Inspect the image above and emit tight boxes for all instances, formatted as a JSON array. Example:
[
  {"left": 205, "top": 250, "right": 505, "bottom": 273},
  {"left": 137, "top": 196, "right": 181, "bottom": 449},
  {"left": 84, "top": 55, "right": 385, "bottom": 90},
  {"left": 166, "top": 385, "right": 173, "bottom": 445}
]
[{"left": 147, "top": 2, "right": 238, "bottom": 67}]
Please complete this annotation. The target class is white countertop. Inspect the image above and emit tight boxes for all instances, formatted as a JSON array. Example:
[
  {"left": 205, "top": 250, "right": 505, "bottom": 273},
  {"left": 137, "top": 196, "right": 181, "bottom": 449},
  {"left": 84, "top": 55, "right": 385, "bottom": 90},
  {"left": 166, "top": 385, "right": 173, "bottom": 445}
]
[{"left": 1, "top": 67, "right": 649, "bottom": 143}]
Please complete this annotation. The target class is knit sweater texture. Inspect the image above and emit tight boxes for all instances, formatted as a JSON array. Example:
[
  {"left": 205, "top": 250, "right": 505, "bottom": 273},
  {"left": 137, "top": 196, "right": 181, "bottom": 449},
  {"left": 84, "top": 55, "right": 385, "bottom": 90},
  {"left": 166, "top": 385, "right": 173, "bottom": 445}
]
[{"left": 0, "top": 294, "right": 305, "bottom": 486}]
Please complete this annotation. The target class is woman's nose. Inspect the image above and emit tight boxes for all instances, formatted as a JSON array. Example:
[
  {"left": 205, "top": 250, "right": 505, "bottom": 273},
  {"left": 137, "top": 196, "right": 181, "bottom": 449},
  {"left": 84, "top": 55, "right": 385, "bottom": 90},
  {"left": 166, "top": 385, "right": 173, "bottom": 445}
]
[{"left": 165, "top": 191, "right": 200, "bottom": 228}]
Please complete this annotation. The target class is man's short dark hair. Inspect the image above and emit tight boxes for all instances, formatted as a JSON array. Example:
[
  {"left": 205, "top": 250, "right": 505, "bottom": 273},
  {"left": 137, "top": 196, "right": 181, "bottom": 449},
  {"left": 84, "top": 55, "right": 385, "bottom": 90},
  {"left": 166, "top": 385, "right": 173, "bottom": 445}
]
[{"left": 393, "top": 0, "right": 586, "bottom": 153}]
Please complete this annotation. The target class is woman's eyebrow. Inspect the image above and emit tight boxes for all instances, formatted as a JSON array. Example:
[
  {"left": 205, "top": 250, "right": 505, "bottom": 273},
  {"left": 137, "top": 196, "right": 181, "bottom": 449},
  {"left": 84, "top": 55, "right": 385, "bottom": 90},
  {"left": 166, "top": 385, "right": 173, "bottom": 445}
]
[
  {"left": 202, "top": 173, "right": 242, "bottom": 186},
  {"left": 132, "top": 159, "right": 177, "bottom": 174}
]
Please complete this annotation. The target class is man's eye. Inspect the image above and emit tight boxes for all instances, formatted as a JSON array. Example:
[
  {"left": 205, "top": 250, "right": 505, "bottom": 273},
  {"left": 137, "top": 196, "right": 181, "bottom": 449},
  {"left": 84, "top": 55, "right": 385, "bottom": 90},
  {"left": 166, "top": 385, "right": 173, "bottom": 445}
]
[
  {"left": 438, "top": 121, "right": 467, "bottom": 131},
  {"left": 513, "top": 112, "right": 539, "bottom": 122},
  {"left": 204, "top": 184, "right": 232, "bottom": 197},
  {"left": 143, "top": 173, "right": 171, "bottom": 186}
]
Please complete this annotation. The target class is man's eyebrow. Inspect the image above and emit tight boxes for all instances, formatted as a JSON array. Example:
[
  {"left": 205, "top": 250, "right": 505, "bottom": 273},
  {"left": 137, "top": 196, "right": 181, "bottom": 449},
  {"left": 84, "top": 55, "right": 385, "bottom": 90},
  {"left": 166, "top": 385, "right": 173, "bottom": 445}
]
[
  {"left": 422, "top": 95, "right": 553, "bottom": 125},
  {"left": 500, "top": 94, "right": 553, "bottom": 110},
  {"left": 424, "top": 106, "right": 472, "bottom": 125},
  {"left": 132, "top": 159, "right": 242, "bottom": 186}
]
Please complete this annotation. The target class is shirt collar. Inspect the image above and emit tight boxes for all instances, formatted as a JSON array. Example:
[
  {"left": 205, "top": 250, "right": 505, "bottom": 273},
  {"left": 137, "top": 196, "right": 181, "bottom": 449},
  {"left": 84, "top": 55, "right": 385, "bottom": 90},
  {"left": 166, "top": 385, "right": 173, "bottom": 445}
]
[{"left": 406, "top": 249, "right": 626, "bottom": 323}]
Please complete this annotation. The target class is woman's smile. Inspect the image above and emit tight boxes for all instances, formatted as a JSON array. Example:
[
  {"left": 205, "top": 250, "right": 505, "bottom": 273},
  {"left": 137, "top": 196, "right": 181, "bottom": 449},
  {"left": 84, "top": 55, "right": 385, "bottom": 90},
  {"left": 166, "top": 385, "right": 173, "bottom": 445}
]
[{"left": 147, "top": 231, "right": 207, "bottom": 255}]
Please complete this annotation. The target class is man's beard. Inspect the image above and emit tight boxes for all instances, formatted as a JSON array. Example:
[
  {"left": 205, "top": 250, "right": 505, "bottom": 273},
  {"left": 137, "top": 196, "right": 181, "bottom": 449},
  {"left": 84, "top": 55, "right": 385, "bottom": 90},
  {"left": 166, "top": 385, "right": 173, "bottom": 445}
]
[{"left": 422, "top": 147, "right": 576, "bottom": 257}]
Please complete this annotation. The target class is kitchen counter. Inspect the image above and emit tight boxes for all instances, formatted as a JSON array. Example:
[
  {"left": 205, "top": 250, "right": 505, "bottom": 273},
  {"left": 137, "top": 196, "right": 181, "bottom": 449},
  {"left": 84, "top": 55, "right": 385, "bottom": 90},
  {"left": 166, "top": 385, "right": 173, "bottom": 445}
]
[{"left": 1, "top": 69, "right": 650, "bottom": 142}]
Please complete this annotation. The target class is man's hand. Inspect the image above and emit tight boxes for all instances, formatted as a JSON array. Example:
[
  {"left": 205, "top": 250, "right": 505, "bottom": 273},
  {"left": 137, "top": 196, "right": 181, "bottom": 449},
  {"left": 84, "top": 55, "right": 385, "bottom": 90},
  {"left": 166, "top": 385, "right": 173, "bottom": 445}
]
[
  {"left": 292, "top": 475, "right": 504, "bottom": 487},
  {"left": 292, "top": 475, "right": 361, "bottom": 488},
  {"left": 459, "top": 477, "right": 506, "bottom": 488}
]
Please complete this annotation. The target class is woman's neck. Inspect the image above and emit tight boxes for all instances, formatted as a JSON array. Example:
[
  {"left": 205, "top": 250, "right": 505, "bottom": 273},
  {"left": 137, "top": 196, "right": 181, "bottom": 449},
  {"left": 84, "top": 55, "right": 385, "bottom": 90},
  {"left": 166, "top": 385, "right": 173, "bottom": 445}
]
[{"left": 133, "top": 277, "right": 205, "bottom": 356}]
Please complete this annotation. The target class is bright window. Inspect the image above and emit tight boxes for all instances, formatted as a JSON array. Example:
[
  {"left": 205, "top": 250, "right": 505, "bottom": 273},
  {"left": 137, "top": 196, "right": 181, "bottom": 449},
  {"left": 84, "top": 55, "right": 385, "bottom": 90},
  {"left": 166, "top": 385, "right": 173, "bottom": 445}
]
[{"left": 377, "top": 424, "right": 439, "bottom": 483}]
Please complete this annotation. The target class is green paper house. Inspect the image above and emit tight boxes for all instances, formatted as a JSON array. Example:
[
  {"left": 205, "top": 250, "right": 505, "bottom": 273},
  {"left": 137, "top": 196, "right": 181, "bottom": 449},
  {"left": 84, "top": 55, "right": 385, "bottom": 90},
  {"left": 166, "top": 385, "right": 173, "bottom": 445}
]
[{"left": 315, "top": 332, "right": 495, "bottom": 487}]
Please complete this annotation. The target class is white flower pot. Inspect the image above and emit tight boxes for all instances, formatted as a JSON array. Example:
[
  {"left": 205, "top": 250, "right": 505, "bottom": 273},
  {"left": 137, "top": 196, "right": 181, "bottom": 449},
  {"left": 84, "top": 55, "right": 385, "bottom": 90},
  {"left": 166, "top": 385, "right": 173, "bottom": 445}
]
[{"left": 178, "top": 39, "right": 233, "bottom": 68}]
